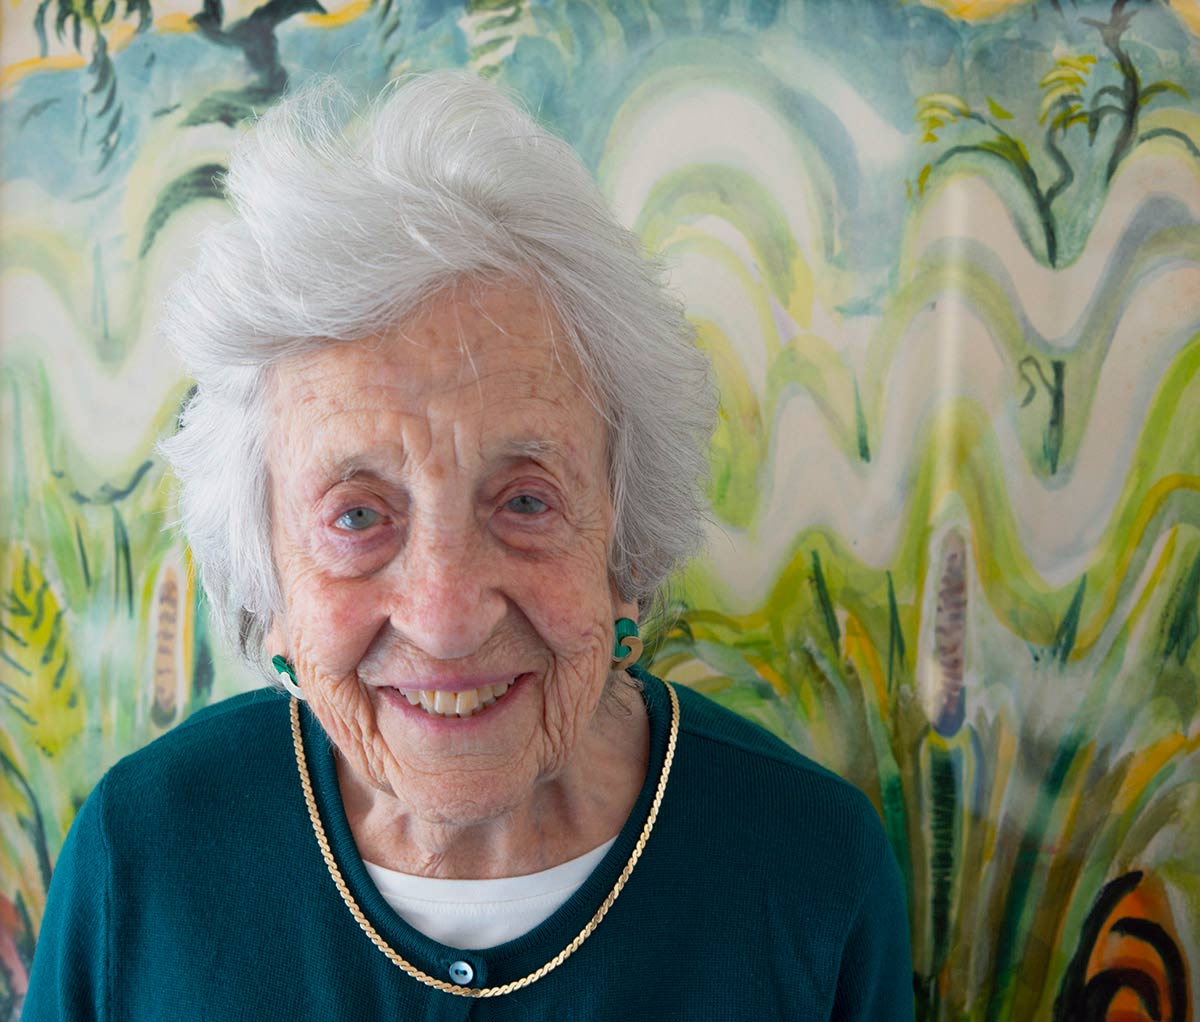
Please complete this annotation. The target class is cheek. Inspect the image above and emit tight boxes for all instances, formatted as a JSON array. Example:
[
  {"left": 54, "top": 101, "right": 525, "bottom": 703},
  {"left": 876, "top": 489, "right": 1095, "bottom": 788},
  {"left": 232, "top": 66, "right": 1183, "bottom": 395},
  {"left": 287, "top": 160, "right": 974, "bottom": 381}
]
[
  {"left": 542, "top": 583, "right": 607, "bottom": 651},
  {"left": 519, "top": 543, "right": 614, "bottom": 660},
  {"left": 286, "top": 575, "right": 386, "bottom": 679}
]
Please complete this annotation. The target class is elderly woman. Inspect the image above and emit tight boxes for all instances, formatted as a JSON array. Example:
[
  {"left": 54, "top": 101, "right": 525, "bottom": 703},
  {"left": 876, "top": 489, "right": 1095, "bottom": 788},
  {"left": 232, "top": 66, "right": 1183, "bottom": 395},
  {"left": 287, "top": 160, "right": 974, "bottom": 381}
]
[{"left": 25, "top": 72, "right": 912, "bottom": 1020}]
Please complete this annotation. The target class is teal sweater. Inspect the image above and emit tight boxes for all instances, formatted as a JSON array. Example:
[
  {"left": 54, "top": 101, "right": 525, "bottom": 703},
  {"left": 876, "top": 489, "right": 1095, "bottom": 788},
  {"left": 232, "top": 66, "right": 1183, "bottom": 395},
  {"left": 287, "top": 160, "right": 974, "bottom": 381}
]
[{"left": 24, "top": 671, "right": 914, "bottom": 1020}]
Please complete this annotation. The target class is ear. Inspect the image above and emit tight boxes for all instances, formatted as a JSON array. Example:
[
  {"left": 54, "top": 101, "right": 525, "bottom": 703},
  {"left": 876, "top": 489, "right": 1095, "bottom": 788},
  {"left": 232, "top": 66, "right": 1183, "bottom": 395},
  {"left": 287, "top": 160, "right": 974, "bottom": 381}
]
[
  {"left": 609, "top": 575, "right": 639, "bottom": 626},
  {"left": 264, "top": 616, "right": 286, "bottom": 659},
  {"left": 614, "top": 597, "right": 639, "bottom": 626}
]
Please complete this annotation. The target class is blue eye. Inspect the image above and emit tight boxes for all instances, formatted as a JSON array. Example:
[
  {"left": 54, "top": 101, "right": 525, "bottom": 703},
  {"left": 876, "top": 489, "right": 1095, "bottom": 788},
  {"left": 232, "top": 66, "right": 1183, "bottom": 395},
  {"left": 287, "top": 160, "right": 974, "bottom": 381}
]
[
  {"left": 335, "top": 507, "right": 381, "bottom": 531},
  {"left": 506, "top": 494, "right": 547, "bottom": 515}
]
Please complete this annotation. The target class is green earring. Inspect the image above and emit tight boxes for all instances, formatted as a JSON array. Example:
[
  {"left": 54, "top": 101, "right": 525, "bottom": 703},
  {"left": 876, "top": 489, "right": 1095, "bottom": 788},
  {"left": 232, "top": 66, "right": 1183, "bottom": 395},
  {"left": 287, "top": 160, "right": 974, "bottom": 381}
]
[
  {"left": 611, "top": 618, "right": 643, "bottom": 670},
  {"left": 271, "top": 655, "right": 306, "bottom": 701}
]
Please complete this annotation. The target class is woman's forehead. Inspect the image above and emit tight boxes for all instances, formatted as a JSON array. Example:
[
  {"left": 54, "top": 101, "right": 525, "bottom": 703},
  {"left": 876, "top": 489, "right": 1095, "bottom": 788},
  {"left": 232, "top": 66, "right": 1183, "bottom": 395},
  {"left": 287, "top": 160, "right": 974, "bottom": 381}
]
[
  {"left": 267, "top": 282, "right": 605, "bottom": 475},
  {"left": 277, "top": 282, "right": 585, "bottom": 397}
]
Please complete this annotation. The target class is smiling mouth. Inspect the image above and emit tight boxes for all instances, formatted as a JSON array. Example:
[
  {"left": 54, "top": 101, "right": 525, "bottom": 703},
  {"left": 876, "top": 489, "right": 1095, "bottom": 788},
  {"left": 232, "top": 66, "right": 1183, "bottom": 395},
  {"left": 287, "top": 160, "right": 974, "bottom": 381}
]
[{"left": 394, "top": 678, "right": 519, "bottom": 719}]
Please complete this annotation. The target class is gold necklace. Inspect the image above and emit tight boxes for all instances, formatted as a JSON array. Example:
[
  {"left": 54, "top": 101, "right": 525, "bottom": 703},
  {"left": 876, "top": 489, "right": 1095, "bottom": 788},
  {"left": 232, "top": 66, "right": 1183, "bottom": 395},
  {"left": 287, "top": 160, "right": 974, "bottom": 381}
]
[{"left": 289, "top": 679, "right": 680, "bottom": 998}]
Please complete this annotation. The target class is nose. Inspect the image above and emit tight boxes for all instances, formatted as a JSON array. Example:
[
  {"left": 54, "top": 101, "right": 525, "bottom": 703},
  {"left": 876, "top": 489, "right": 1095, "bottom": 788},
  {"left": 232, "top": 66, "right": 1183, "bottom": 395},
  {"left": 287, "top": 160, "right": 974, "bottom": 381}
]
[{"left": 387, "top": 519, "right": 507, "bottom": 661}]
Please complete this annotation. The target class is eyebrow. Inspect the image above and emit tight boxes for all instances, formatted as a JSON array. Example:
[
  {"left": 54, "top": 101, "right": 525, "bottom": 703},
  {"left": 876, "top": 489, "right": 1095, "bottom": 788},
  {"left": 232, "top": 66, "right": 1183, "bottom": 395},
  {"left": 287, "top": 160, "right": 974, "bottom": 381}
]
[
  {"left": 495, "top": 438, "right": 588, "bottom": 492},
  {"left": 331, "top": 453, "right": 400, "bottom": 484},
  {"left": 500, "top": 438, "right": 567, "bottom": 462},
  {"left": 320, "top": 438, "right": 572, "bottom": 485}
]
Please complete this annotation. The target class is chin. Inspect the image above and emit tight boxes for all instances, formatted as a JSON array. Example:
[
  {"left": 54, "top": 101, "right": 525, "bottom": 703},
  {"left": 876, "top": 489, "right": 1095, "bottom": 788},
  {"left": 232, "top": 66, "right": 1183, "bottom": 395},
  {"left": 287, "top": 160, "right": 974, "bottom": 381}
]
[{"left": 407, "top": 786, "right": 526, "bottom": 828}]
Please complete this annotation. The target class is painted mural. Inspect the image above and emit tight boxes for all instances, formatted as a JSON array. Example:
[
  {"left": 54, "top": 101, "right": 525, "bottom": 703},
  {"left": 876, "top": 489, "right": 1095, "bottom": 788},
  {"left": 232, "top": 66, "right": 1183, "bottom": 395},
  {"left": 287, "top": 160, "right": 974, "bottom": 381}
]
[{"left": 2, "top": 0, "right": 1199, "bottom": 1017}]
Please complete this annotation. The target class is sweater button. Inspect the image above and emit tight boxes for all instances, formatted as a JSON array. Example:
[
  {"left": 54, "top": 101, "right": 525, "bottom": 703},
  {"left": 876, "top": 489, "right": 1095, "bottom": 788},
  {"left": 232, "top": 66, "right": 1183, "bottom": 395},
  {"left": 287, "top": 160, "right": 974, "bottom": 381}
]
[{"left": 448, "top": 961, "right": 474, "bottom": 985}]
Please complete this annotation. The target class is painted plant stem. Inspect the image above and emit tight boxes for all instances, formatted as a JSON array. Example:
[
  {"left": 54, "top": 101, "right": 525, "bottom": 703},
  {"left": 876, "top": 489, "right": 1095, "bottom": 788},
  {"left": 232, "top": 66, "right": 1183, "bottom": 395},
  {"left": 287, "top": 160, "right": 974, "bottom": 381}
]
[
  {"left": 1082, "top": 0, "right": 1142, "bottom": 183},
  {"left": 0, "top": 752, "right": 53, "bottom": 894},
  {"left": 934, "top": 127, "right": 1058, "bottom": 267},
  {"left": 1019, "top": 356, "right": 1065, "bottom": 475},
  {"left": 916, "top": 533, "right": 970, "bottom": 1017}
]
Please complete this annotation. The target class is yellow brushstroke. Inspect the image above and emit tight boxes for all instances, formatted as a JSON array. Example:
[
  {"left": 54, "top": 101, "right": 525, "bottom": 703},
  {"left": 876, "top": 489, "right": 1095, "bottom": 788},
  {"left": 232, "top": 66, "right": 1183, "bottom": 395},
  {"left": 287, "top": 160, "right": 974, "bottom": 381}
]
[
  {"left": 745, "top": 653, "right": 789, "bottom": 700},
  {"left": 925, "top": 727, "right": 972, "bottom": 756},
  {"left": 106, "top": 22, "right": 138, "bottom": 51},
  {"left": 1073, "top": 475, "right": 1200, "bottom": 657},
  {"left": 1118, "top": 528, "right": 1178, "bottom": 642},
  {"left": 658, "top": 225, "right": 785, "bottom": 355},
  {"left": 918, "top": 0, "right": 1035, "bottom": 19},
  {"left": 0, "top": 53, "right": 84, "bottom": 88},
  {"left": 980, "top": 716, "right": 1018, "bottom": 866},
  {"left": 183, "top": 547, "right": 195, "bottom": 697},
  {"left": 652, "top": 651, "right": 695, "bottom": 677},
  {"left": 1, "top": 545, "right": 84, "bottom": 759},
  {"left": 1113, "top": 732, "right": 1200, "bottom": 817},
  {"left": 785, "top": 251, "right": 814, "bottom": 332},
  {"left": 1169, "top": 0, "right": 1200, "bottom": 37},
  {"left": 1045, "top": 739, "right": 1096, "bottom": 855},
  {"left": 843, "top": 612, "right": 888, "bottom": 716},
  {"left": 0, "top": 12, "right": 201, "bottom": 87},
  {"left": 156, "top": 13, "right": 198, "bottom": 34},
  {"left": 302, "top": 0, "right": 369, "bottom": 26},
  {"left": 658, "top": 654, "right": 732, "bottom": 693}
]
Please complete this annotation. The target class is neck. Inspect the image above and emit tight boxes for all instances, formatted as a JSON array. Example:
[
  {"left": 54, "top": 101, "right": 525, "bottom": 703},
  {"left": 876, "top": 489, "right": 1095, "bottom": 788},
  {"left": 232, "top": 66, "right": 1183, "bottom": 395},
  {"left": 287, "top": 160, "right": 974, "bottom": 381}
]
[{"left": 336, "top": 682, "right": 650, "bottom": 879}]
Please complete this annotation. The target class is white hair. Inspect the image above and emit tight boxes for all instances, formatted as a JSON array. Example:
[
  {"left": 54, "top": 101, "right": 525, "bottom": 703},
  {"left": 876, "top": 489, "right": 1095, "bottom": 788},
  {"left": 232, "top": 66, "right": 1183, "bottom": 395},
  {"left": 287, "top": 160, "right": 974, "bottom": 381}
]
[{"left": 159, "top": 70, "right": 717, "bottom": 676}]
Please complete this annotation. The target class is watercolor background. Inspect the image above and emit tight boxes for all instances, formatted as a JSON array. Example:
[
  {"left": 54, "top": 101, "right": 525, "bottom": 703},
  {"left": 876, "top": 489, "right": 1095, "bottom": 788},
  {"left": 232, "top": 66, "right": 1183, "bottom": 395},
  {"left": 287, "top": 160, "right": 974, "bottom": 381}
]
[{"left": 2, "top": 0, "right": 1199, "bottom": 1018}]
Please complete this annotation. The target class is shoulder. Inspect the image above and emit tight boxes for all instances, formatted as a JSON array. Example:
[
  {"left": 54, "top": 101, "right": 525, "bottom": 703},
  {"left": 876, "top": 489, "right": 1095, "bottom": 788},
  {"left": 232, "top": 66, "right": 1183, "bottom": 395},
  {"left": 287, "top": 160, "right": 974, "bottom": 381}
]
[
  {"left": 96, "top": 687, "right": 295, "bottom": 836},
  {"left": 28, "top": 690, "right": 316, "bottom": 1018},
  {"left": 672, "top": 679, "right": 879, "bottom": 819},
  {"left": 672, "top": 678, "right": 835, "bottom": 775},
  {"left": 634, "top": 672, "right": 908, "bottom": 1005},
  {"left": 111, "top": 685, "right": 290, "bottom": 779},
  {"left": 657, "top": 675, "right": 892, "bottom": 889}
]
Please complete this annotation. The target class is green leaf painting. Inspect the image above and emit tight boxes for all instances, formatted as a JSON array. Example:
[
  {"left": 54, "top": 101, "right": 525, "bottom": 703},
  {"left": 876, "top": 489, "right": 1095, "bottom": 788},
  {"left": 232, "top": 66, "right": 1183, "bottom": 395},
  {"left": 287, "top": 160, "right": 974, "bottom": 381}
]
[{"left": 4, "top": 0, "right": 1200, "bottom": 1018}]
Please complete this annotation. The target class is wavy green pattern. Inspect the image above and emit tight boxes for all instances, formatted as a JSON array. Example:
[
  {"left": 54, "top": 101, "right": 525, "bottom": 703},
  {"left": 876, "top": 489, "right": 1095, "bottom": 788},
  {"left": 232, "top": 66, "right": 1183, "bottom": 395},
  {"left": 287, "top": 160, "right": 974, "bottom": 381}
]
[{"left": 3, "top": 2, "right": 1200, "bottom": 1020}]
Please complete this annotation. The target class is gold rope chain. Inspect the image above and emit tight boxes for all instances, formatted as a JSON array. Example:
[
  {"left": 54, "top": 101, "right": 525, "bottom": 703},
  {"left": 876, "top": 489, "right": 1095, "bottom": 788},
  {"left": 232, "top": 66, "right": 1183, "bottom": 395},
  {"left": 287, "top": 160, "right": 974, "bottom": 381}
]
[{"left": 289, "top": 680, "right": 680, "bottom": 998}]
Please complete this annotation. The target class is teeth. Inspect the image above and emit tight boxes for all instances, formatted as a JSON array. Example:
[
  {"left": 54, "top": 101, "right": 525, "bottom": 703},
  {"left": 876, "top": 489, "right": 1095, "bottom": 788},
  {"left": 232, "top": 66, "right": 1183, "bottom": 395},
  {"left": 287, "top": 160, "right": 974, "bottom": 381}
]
[{"left": 397, "top": 678, "right": 517, "bottom": 718}]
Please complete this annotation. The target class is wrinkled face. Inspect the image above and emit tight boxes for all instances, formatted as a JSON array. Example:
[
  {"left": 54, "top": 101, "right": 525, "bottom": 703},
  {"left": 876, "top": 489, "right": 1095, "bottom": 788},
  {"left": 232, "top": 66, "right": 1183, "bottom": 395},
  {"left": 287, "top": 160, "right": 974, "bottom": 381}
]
[{"left": 265, "top": 282, "right": 630, "bottom": 826}]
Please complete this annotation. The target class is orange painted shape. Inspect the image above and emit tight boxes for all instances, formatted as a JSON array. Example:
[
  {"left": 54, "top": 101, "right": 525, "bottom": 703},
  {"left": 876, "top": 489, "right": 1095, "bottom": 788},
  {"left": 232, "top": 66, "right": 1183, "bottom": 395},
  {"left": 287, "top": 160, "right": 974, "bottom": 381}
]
[{"left": 1083, "top": 873, "right": 1192, "bottom": 1022}]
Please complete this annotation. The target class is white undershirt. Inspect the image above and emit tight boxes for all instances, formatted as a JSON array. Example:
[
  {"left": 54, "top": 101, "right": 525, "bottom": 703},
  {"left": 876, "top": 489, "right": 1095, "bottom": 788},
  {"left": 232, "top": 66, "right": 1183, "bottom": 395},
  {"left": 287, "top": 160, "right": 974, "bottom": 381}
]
[{"left": 363, "top": 837, "right": 617, "bottom": 950}]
